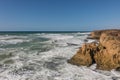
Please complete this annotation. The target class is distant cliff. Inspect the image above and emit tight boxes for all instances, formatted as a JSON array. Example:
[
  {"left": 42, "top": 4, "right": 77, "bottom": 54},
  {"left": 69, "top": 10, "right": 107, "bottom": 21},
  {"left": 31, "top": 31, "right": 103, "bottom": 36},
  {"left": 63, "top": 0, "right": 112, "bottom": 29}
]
[{"left": 68, "top": 29, "right": 120, "bottom": 70}]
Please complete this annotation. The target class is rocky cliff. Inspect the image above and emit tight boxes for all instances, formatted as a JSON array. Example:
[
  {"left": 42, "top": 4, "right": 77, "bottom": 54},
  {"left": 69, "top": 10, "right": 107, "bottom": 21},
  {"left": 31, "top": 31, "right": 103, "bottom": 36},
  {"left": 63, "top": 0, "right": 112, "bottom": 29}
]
[{"left": 68, "top": 29, "right": 120, "bottom": 70}]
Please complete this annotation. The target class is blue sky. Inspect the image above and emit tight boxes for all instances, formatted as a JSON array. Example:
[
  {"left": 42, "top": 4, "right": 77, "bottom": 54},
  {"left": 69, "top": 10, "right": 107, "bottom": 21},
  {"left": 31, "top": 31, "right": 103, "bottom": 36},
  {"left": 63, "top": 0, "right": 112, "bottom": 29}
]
[{"left": 0, "top": 0, "right": 120, "bottom": 31}]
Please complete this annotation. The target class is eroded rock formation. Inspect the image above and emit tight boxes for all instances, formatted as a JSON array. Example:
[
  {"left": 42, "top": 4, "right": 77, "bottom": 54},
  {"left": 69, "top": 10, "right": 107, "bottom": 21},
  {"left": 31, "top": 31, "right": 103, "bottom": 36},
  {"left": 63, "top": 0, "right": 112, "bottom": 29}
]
[
  {"left": 95, "top": 30, "right": 120, "bottom": 70},
  {"left": 68, "top": 29, "right": 120, "bottom": 70},
  {"left": 68, "top": 42, "right": 97, "bottom": 66}
]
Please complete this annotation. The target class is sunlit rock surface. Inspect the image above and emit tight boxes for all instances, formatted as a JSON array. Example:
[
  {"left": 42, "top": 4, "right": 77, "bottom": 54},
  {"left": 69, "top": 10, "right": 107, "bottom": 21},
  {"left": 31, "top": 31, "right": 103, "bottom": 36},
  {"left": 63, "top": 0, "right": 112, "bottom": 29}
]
[
  {"left": 69, "top": 29, "right": 120, "bottom": 70},
  {"left": 68, "top": 42, "right": 97, "bottom": 66}
]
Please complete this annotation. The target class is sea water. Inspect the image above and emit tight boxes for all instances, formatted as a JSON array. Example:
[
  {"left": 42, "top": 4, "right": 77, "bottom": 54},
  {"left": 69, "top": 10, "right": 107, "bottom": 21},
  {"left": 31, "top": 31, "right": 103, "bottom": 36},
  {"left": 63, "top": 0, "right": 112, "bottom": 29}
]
[{"left": 0, "top": 31, "right": 119, "bottom": 80}]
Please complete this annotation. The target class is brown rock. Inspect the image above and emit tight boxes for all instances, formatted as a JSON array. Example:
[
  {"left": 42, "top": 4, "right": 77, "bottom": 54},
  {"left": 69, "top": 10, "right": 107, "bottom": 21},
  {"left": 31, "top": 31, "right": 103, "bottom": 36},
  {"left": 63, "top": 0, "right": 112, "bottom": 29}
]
[
  {"left": 94, "top": 30, "right": 120, "bottom": 70},
  {"left": 88, "top": 29, "right": 120, "bottom": 39},
  {"left": 100, "top": 30, "right": 120, "bottom": 47},
  {"left": 68, "top": 42, "right": 97, "bottom": 66},
  {"left": 69, "top": 29, "right": 120, "bottom": 70},
  {"left": 89, "top": 30, "right": 103, "bottom": 39},
  {"left": 94, "top": 49, "right": 119, "bottom": 70}
]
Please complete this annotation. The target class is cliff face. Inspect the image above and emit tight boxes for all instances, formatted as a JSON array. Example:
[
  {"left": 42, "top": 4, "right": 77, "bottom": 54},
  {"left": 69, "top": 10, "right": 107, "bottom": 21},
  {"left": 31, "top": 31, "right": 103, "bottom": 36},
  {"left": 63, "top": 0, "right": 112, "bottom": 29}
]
[{"left": 68, "top": 29, "right": 120, "bottom": 70}]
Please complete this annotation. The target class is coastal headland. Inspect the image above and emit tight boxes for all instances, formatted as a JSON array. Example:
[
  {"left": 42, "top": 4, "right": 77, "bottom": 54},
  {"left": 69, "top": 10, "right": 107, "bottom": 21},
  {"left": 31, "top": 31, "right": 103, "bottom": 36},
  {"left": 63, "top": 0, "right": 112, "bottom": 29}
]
[{"left": 68, "top": 29, "right": 120, "bottom": 70}]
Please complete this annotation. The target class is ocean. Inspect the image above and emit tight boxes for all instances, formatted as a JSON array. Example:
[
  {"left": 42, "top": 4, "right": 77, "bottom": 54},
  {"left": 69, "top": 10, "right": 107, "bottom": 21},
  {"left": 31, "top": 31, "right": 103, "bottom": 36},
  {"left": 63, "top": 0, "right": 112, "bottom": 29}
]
[{"left": 0, "top": 31, "right": 119, "bottom": 80}]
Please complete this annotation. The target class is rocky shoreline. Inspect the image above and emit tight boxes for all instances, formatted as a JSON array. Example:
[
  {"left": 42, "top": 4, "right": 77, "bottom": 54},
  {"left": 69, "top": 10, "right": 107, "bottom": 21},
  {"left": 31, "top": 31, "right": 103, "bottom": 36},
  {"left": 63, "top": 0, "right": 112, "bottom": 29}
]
[{"left": 68, "top": 29, "right": 120, "bottom": 70}]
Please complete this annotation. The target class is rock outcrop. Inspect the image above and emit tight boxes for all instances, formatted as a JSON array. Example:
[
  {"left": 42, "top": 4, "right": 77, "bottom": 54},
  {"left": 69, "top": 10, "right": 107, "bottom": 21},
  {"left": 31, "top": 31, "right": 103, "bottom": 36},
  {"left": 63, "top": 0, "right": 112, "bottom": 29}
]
[
  {"left": 68, "top": 29, "right": 120, "bottom": 70},
  {"left": 95, "top": 30, "right": 120, "bottom": 70},
  {"left": 87, "top": 29, "right": 120, "bottom": 39},
  {"left": 68, "top": 42, "right": 97, "bottom": 66}
]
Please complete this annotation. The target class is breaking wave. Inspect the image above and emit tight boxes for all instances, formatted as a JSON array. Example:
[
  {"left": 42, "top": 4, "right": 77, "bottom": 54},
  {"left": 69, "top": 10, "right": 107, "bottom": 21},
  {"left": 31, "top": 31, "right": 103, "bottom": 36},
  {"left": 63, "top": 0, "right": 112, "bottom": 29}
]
[{"left": 0, "top": 32, "right": 119, "bottom": 80}]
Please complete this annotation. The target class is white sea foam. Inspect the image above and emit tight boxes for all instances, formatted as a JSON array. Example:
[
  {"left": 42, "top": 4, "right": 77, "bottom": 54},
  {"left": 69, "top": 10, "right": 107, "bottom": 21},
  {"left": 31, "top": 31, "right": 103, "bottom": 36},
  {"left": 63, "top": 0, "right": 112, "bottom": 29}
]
[
  {"left": 0, "top": 33, "right": 119, "bottom": 80},
  {"left": 41, "top": 34, "right": 74, "bottom": 40},
  {"left": 0, "top": 35, "right": 30, "bottom": 45},
  {"left": 0, "top": 39, "right": 25, "bottom": 44},
  {"left": 76, "top": 32, "right": 90, "bottom": 35},
  {"left": 0, "top": 35, "right": 27, "bottom": 40}
]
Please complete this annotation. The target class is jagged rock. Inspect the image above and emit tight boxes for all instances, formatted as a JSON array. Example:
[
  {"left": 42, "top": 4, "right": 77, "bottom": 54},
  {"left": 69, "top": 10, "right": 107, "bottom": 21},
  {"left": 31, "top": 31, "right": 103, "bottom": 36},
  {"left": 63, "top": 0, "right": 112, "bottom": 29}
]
[
  {"left": 69, "top": 29, "right": 120, "bottom": 70},
  {"left": 95, "top": 30, "right": 120, "bottom": 70},
  {"left": 68, "top": 42, "right": 97, "bottom": 66},
  {"left": 100, "top": 30, "right": 120, "bottom": 47},
  {"left": 94, "top": 49, "right": 119, "bottom": 70}
]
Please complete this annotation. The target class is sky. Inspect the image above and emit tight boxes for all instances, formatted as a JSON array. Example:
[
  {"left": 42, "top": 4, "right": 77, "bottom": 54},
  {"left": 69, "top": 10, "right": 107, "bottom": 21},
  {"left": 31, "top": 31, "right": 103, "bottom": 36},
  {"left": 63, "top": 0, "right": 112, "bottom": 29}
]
[{"left": 0, "top": 0, "right": 120, "bottom": 31}]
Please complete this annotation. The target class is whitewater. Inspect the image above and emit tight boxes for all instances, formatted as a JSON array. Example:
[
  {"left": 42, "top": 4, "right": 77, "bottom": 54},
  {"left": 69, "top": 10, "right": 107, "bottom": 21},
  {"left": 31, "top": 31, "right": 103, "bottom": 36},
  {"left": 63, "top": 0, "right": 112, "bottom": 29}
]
[{"left": 0, "top": 32, "right": 119, "bottom": 80}]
